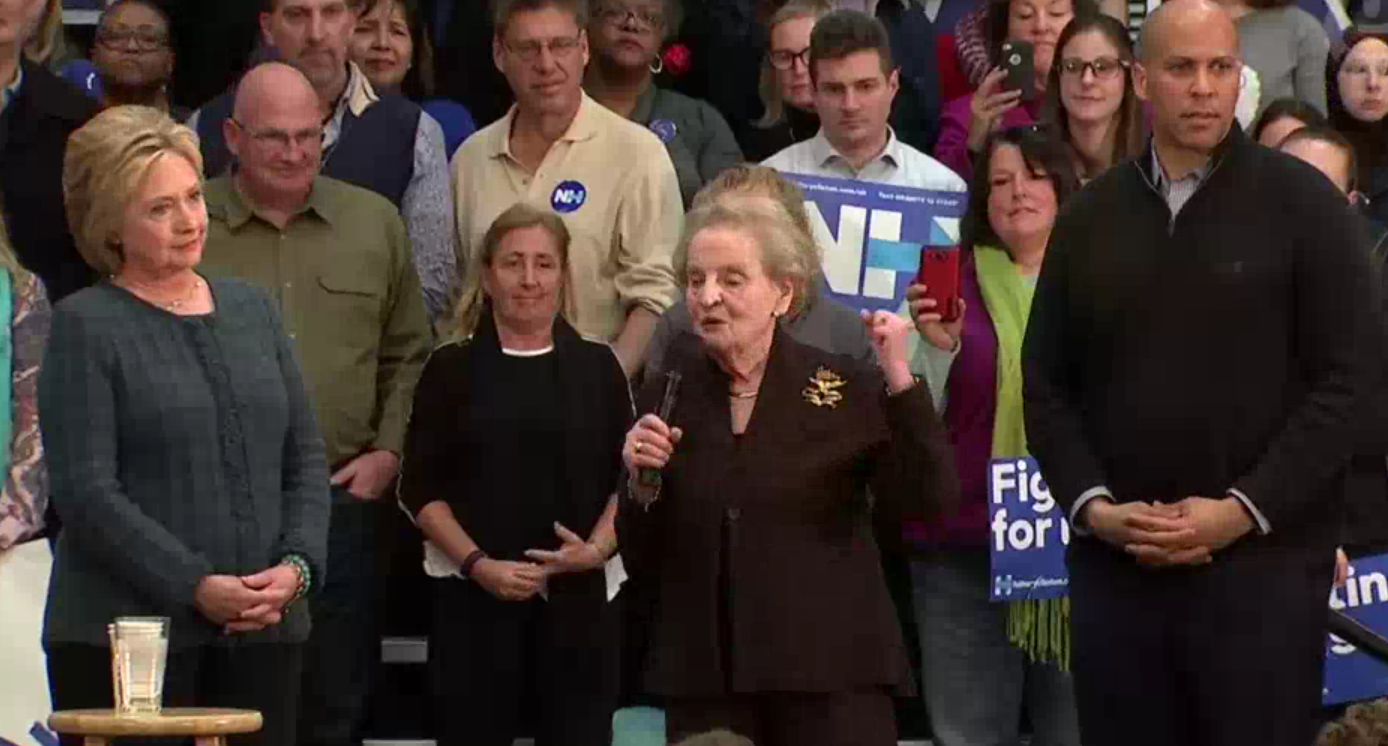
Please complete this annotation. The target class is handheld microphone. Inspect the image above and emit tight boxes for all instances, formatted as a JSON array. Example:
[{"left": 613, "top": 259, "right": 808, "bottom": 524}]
[{"left": 637, "top": 370, "right": 682, "bottom": 491}]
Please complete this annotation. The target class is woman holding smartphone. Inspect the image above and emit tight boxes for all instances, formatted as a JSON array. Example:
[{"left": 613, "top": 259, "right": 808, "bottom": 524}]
[
  {"left": 933, "top": 0, "right": 1097, "bottom": 182},
  {"left": 905, "top": 126, "right": 1081, "bottom": 746}
]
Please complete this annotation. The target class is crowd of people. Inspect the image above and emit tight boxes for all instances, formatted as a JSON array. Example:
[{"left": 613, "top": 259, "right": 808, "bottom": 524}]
[{"left": 2, "top": 0, "right": 1388, "bottom": 744}]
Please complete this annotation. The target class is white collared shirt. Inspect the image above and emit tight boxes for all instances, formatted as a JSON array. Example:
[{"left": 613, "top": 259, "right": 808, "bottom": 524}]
[{"left": 762, "top": 127, "right": 968, "bottom": 194}]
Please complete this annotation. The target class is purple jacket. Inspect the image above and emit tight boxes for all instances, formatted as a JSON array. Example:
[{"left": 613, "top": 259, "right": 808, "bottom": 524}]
[
  {"left": 933, "top": 94, "right": 1040, "bottom": 184},
  {"left": 904, "top": 257, "right": 999, "bottom": 550}
]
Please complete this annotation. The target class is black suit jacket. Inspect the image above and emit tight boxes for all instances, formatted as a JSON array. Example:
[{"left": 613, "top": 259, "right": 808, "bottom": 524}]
[
  {"left": 1024, "top": 125, "right": 1376, "bottom": 565},
  {"left": 617, "top": 328, "right": 958, "bottom": 696},
  {"left": 1, "top": 60, "right": 97, "bottom": 304}
]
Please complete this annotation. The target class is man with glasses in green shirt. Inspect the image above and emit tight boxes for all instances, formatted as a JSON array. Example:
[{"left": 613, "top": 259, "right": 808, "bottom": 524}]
[{"left": 198, "top": 61, "right": 432, "bottom": 746}]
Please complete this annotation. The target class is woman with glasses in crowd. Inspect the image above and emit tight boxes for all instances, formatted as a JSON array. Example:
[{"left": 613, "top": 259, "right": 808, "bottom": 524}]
[
  {"left": 935, "top": 0, "right": 1097, "bottom": 182},
  {"left": 88, "top": 0, "right": 187, "bottom": 120},
  {"left": 1041, "top": 13, "right": 1144, "bottom": 182},
  {"left": 742, "top": 0, "right": 830, "bottom": 163},
  {"left": 1329, "top": 27, "right": 1388, "bottom": 227},
  {"left": 907, "top": 125, "right": 1082, "bottom": 746},
  {"left": 584, "top": 0, "right": 743, "bottom": 207},
  {"left": 349, "top": 0, "right": 477, "bottom": 158}
]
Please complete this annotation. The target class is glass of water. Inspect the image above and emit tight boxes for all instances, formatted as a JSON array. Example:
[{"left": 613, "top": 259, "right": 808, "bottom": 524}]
[{"left": 108, "top": 617, "right": 169, "bottom": 715}]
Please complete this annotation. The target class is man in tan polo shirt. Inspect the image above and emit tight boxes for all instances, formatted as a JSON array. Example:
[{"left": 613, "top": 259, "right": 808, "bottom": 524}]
[{"left": 451, "top": 0, "right": 682, "bottom": 373}]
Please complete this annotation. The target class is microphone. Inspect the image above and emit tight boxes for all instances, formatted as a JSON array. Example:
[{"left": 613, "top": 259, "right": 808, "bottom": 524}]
[
  {"left": 637, "top": 369, "right": 682, "bottom": 492},
  {"left": 1330, "top": 608, "right": 1388, "bottom": 664}
]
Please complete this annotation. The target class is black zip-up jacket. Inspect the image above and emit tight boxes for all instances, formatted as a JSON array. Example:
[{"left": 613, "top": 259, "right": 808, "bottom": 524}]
[
  {"left": 1024, "top": 124, "right": 1378, "bottom": 561},
  {"left": 0, "top": 59, "right": 96, "bottom": 304}
]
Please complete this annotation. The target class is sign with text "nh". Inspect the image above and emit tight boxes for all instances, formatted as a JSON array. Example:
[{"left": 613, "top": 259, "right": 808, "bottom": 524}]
[{"left": 780, "top": 173, "right": 967, "bottom": 314}]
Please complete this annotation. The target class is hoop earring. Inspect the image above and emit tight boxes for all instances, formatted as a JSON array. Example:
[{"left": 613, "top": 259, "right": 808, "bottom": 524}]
[{"left": 650, "top": 54, "right": 664, "bottom": 75}]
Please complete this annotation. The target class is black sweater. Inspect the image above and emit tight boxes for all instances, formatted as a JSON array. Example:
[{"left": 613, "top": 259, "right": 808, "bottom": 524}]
[
  {"left": 399, "top": 315, "right": 632, "bottom": 561},
  {"left": 0, "top": 60, "right": 97, "bottom": 304},
  {"left": 1024, "top": 125, "right": 1378, "bottom": 560}
]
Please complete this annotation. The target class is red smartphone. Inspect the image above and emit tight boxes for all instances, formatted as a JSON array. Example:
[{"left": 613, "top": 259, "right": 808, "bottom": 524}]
[{"left": 917, "top": 246, "right": 961, "bottom": 323}]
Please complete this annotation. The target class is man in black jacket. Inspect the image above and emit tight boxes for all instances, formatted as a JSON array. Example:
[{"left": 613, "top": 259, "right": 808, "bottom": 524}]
[
  {"left": 1023, "top": 2, "right": 1377, "bottom": 745},
  {"left": 0, "top": 3, "right": 97, "bottom": 304}
]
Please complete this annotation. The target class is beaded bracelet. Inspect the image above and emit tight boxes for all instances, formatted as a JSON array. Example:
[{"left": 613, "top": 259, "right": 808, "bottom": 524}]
[{"left": 280, "top": 554, "right": 313, "bottom": 605}]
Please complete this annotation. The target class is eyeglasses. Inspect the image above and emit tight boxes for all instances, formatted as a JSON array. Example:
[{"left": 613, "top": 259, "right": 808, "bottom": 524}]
[
  {"left": 1059, "top": 56, "right": 1128, "bottom": 80},
  {"left": 596, "top": 3, "right": 665, "bottom": 29},
  {"left": 769, "top": 46, "right": 810, "bottom": 70},
  {"left": 95, "top": 28, "right": 169, "bottom": 52},
  {"left": 229, "top": 118, "right": 324, "bottom": 152},
  {"left": 1343, "top": 61, "right": 1388, "bottom": 79},
  {"left": 503, "top": 34, "right": 584, "bottom": 62}
]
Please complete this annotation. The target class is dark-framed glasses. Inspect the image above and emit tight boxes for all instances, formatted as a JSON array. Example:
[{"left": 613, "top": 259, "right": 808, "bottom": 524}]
[
  {"left": 596, "top": 3, "right": 665, "bottom": 29},
  {"left": 95, "top": 27, "right": 169, "bottom": 52},
  {"left": 1059, "top": 56, "right": 1129, "bottom": 80},
  {"left": 1343, "top": 61, "right": 1388, "bottom": 79},
  {"left": 503, "top": 34, "right": 584, "bottom": 62},
  {"left": 229, "top": 118, "right": 324, "bottom": 151},
  {"left": 769, "top": 46, "right": 810, "bottom": 70}
]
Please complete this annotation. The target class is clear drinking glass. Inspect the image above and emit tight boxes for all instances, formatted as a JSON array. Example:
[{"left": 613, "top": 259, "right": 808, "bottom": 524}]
[{"left": 108, "top": 616, "right": 170, "bottom": 714}]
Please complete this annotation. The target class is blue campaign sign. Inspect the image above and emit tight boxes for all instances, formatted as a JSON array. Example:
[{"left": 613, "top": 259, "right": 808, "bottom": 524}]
[
  {"left": 988, "top": 457, "right": 1071, "bottom": 602},
  {"left": 780, "top": 173, "right": 967, "bottom": 314},
  {"left": 1324, "top": 553, "right": 1388, "bottom": 705}
]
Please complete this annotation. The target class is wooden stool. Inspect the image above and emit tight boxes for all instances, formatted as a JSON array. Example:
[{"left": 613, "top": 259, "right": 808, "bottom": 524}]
[{"left": 48, "top": 708, "right": 263, "bottom": 746}]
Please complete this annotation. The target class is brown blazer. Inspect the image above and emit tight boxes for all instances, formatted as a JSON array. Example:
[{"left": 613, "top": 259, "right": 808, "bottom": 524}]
[{"left": 617, "top": 328, "right": 959, "bottom": 697}]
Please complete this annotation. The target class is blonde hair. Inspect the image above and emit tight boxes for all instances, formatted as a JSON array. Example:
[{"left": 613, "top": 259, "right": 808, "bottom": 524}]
[
  {"left": 675, "top": 198, "right": 817, "bottom": 318},
  {"left": 1317, "top": 698, "right": 1388, "bottom": 746},
  {"left": 63, "top": 105, "right": 205, "bottom": 277},
  {"left": 23, "top": 0, "right": 64, "bottom": 65},
  {"left": 448, "top": 202, "right": 576, "bottom": 342},
  {"left": 754, "top": 0, "right": 831, "bottom": 130}
]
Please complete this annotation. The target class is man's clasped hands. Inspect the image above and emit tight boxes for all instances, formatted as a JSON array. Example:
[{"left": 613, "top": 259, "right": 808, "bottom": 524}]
[{"left": 1083, "top": 495, "right": 1257, "bottom": 568}]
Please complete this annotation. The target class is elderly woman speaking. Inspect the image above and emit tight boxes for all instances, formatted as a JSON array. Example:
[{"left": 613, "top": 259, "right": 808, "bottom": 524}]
[{"left": 619, "top": 200, "right": 959, "bottom": 746}]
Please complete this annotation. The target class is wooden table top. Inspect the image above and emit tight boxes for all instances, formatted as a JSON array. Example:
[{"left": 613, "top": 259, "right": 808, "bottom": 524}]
[{"left": 48, "top": 708, "right": 263, "bottom": 736}]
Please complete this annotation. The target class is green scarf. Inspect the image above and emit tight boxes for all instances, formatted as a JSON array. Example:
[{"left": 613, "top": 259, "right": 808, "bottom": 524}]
[{"left": 974, "top": 246, "right": 1069, "bottom": 670}]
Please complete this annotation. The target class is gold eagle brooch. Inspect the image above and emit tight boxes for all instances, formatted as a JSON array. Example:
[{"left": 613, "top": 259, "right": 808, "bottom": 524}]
[{"left": 803, "top": 366, "right": 846, "bottom": 409}]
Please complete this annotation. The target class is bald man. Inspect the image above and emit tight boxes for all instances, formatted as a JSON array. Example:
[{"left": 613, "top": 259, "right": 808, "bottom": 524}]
[
  {"left": 189, "top": 0, "right": 457, "bottom": 324},
  {"left": 1023, "top": 1, "right": 1378, "bottom": 744},
  {"left": 196, "top": 61, "right": 433, "bottom": 746}
]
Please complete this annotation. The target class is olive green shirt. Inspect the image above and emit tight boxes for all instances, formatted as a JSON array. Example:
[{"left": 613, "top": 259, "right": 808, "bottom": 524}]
[{"left": 201, "top": 176, "right": 432, "bottom": 467}]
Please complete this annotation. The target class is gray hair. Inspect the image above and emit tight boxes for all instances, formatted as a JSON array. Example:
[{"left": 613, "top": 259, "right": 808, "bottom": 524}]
[
  {"left": 675, "top": 199, "right": 817, "bottom": 317},
  {"left": 494, "top": 0, "right": 590, "bottom": 35}
]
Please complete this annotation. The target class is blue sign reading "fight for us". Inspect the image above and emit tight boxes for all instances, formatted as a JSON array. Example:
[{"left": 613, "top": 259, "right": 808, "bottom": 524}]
[{"left": 989, "top": 457, "right": 1071, "bottom": 602}]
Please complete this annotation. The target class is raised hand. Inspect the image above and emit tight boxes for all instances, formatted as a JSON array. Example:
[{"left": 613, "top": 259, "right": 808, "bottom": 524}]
[{"left": 907, "top": 282, "right": 966, "bottom": 352}]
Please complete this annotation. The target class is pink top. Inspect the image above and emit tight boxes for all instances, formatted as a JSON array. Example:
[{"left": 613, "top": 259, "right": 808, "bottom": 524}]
[{"left": 933, "top": 94, "right": 1041, "bottom": 185}]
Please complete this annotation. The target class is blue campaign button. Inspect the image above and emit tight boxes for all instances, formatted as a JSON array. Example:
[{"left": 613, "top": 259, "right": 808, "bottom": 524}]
[
  {"left": 551, "top": 180, "right": 587, "bottom": 213},
  {"left": 649, "top": 118, "right": 678, "bottom": 144}
]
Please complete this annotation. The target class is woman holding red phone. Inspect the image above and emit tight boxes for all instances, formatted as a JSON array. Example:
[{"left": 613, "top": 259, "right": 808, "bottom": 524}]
[{"left": 904, "top": 126, "right": 1082, "bottom": 746}]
